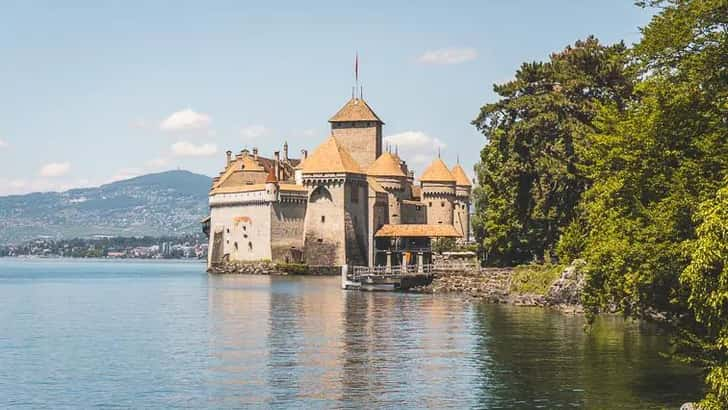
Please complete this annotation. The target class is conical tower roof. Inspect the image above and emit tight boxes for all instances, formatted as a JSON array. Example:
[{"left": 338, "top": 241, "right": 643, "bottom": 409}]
[
  {"left": 265, "top": 168, "right": 278, "bottom": 183},
  {"left": 451, "top": 164, "right": 472, "bottom": 187},
  {"left": 329, "top": 98, "right": 383, "bottom": 123},
  {"left": 420, "top": 158, "right": 456, "bottom": 183},
  {"left": 301, "top": 135, "right": 363, "bottom": 174},
  {"left": 367, "top": 152, "right": 406, "bottom": 177}
]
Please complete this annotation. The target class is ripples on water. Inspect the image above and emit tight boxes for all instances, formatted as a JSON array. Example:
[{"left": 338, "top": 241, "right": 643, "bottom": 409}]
[{"left": 0, "top": 259, "right": 702, "bottom": 408}]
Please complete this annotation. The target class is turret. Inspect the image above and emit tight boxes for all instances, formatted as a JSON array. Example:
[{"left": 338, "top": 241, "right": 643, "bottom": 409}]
[
  {"left": 451, "top": 163, "right": 473, "bottom": 241},
  {"left": 329, "top": 97, "right": 383, "bottom": 169},
  {"left": 265, "top": 168, "right": 279, "bottom": 202},
  {"left": 420, "top": 158, "right": 456, "bottom": 226},
  {"left": 367, "top": 151, "right": 406, "bottom": 224}
]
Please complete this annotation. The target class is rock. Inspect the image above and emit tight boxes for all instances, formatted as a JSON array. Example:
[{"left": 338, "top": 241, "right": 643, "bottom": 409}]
[{"left": 545, "top": 260, "right": 587, "bottom": 306}]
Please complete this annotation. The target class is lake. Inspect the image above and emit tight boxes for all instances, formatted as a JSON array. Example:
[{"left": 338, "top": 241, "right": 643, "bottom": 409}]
[{"left": 0, "top": 259, "right": 703, "bottom": 408}]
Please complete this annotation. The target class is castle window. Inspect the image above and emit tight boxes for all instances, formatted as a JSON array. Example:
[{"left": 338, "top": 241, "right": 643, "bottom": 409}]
[
  {"left": 321, "top": 215, "right": 326, "bottom": 223},
  {"left": 243, "top": 226, "right": 246, "bottom": 231},
  {"left": 248, "top": 242, "right": 253, "bottom": 251},
  {"left": 234, "top": 242, "right": 238, "bottom": 251},
  {"left": 429, "top": 202, "right": 432, "bottom": 207},
  {"left": 226, "top": 228, "right": 230, "bottom": 234},
  {"left": 441, "top": 202, "right": 445, "bottom": 207},
  {"left": 317, "top": 238, "right": 323, "bottom": 243}
]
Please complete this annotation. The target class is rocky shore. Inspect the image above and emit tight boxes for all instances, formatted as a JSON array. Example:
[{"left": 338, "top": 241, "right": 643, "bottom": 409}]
[
  {"left": 207, "top": 261, "right": 284, "bottom": 275},
  {"left": 419, "top": 261, "right": 587, "bottom": 314}
]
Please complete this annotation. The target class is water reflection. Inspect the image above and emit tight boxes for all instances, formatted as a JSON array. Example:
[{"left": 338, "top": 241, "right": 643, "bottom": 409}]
[
  {"left": 471, "top": 305, "right": 704, "bottom": 408},
  {"left": 205, "top": 275, "right": 701, "bottom": 408}
]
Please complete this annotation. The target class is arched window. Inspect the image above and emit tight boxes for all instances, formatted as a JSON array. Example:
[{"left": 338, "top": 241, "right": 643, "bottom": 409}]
[
  {"left": 248, "top": 242, "right": 253, "bottom": 251},
  {"left": 309, "top": 185, "right": 333, "bottom": 203}
]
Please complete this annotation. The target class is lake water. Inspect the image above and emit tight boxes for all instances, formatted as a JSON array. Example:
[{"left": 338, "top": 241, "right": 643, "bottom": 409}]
[{"left": 0, "top": 259, "right": 703, "bottom": 408}]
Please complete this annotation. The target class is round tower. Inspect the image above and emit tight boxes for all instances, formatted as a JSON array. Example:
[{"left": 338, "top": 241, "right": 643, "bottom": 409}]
[
  {"left": 420, "top": 158, "right": 456, "bottom": 226},
  {"left": 451, "top": 163, "right": 472, "bottom": 241},
  {"left": 367, "top": 151, "right": 406, "bottom": 224},
  {"left": 264, "top": 168, "right": 279, "bottom": 202}
]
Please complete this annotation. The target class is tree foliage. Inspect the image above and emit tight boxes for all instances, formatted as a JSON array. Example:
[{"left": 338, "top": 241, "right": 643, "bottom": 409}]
[
  {"left": 472, "top": 0, "right": 728, "bottom": 404},
  {"left": 472, "top": 37, "right": 634, "bottom": 266}
]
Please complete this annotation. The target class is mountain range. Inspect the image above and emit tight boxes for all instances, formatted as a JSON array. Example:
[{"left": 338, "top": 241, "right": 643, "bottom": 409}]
[{"left": 0, "top": 170, "right": 211, "bottom": 245}]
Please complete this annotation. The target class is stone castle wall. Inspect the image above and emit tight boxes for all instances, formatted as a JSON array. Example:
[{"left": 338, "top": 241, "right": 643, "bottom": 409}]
[
  {"left": 453, "top": 198, "right": 470, "bottom": 240},
  {"left": 331, "top": 123, "right": 381, "bottom": 169},
  {"left": 209, "top": 200, "right": 272, "bottom": 263},
  {"left": 422, "top": 186, "right": 455, "bottom": 226},
  {"left": 401, "top": 200, "right": 427, "bottom": 224},
  {"left": 270, "top": 200, "right": 306, "bottom": 263},
  {"left": 303, "top": 182, "right": 346, "bottom": 266},
  {"left": 344, "top": 180, "right": 369, "bottom": 266}
]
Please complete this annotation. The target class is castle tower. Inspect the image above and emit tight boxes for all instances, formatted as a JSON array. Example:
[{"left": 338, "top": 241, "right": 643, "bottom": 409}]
[
  {"left": 264, "top": 168, "right": 279, "bottom": 202},
  {"left": 301, "top": 136, "right": 369, "bottom": 267},
  {"left": 367, "top": 151, "right": 407, "bottom": 225},
  {"left": 329, "top": 97, "right": 383, "bottom": 170},
  {"left": 451, "top": 163, "right": 472, "bottom": 241},
  {"left": 420, "top": 158, "right": 456, "bottom": 226}
]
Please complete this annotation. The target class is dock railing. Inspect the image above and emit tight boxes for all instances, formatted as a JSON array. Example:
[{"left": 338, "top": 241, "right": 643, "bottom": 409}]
[{"left": 350, "top": 264, "right": 435, "bottom": 281}]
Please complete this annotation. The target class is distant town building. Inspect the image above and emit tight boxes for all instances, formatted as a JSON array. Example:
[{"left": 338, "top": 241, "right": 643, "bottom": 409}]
[{"left": 204, "top": 86, "right": 472, "bottom": 269}]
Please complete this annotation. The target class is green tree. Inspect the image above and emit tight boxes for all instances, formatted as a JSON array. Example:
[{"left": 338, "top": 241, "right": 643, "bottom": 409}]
[
  {"left": 472, "top": 37, "right": 634, "bottom": 266},
  {"left": 681, "top": 182, "right": 728, "bottom": 409},
  {"left": 574, "top": 0, "right": 727, "bottom": 405}
]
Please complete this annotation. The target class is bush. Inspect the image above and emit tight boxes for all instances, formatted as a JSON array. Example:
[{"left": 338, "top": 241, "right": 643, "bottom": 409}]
[{"left": 510, "top": 263, "right": 565, "bottom": 295}]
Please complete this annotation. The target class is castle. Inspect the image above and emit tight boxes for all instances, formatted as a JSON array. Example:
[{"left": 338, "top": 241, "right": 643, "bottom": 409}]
[{"left": 204, "top": 92, "right": 472, "bottom": 269}]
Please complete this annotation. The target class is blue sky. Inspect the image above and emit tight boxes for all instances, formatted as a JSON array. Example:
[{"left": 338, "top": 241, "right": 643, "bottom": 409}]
[{"left": 0, "top": 1, "right": 654, "bottom": 195}]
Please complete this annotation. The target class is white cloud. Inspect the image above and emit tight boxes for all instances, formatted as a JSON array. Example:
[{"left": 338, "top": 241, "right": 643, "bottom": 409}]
[
  {"left": 418, "top": 48, "right": 478, "bottom": 65},
  {"left": 385, "top": 131, "right": 446, "bottom": 149},
  {"left": 384, "top": 131, "right": 446, "bottom": 170},
  {"left": 0, "top": 138, "right": 7, "bottom": 148},
  {"left": 160, "top": 109, "right": 211, "bottom": 132},
  {"left": 171, "top": 141, "right": 217, "bottom": 157},
  {"left": 241, "top": 124, "right": 270, "bottom": 139},
  {"left": 39, "top": 162, "right": 71, "bottom": 177}
]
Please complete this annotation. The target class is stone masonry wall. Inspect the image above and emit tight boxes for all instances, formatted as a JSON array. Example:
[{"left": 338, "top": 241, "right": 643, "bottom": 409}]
[{"left": 331, "top": 124, "right": 381, "bottom": 170}]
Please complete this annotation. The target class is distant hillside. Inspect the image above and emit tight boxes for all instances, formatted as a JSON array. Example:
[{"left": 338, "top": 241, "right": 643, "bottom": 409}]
[{"left": 0, "top": 170, "right": 211, "bottom": 245}]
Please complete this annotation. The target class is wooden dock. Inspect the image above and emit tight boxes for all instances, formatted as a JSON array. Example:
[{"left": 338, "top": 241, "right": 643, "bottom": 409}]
[{"left": 341, "top": 265, "right": 435, "bottom": 291}]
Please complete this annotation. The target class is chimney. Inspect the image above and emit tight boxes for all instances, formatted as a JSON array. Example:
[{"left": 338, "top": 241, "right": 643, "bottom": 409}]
[
  {"left": 274, "top": 151, "right": 280, "bottom": 180},
  {"left": 252, "top": 147, "right": 258, "bottom": 161},
  {"left": 225, "top": 150, "right": 232, "bottom": 166},
  {"left": 283, "top": 141, "right": 289, "bottom": 160}
]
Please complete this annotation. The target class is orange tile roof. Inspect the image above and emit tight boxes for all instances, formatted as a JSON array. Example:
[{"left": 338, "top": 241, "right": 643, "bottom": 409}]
[
  {"left": 374, "top": 224, "right": 460, "bottom": 238},
  {"left": 367, "top": 152, "right": 406, "bottom": 177},
  {"left": 420, "top": 158, "right": 456, "bottom": 183},
  {"left": 301, "top": 135, "right": 364, "bottom": 174},
  {"left": 329, "top": 98, "right": 383, "bottom": 123},
  {"left": 210, "top": 184, "right": 266, "bottom": 194},
  {"left": 451, "top": 164, "right": 472, "bottom": 187}
]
